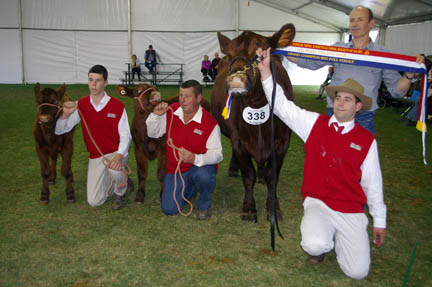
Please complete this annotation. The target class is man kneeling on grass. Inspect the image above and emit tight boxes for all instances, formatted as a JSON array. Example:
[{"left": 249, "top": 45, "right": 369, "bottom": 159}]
[{"left": 256, "top": 48, "right": 386, "bottom": 280}]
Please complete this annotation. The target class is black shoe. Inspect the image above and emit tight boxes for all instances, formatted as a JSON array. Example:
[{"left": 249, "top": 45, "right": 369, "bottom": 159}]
[
  {"left": 307, "top": 254, "right": 325, "bottom": 265},
  {"left": 401, "top": 117, "right": 416, "bottom": 126},
  {"left": 112, "top": 194, "right": 127, "bottom": 210},
  {"left": 196, "top": 208, "right": 211, "bottom": 220}
]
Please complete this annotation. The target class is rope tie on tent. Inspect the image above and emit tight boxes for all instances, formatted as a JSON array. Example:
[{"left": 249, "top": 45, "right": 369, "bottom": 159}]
[{"left": 166, "top": 106, "right": 193, "bottom": 216}]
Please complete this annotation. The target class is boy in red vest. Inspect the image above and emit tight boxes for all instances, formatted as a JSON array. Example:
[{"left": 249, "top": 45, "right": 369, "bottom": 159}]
[
  {"left": 256, "top": 48, "right": 386, "bottom": 280},
  {"left": 55, "top": 65, "right": 132, "bottom": 210},
  {"left": 146, "top": 80, "right": 223, "bottom": 220}
]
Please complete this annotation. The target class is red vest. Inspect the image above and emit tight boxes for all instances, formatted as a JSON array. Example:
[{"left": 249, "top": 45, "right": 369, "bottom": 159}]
[
  {"left": 165, "top": 103, "right": 217, "bottom": 173},
  {"left": 78, "top": 95, "right": 123, "bottom": 159},
  {"left": 302, "top": 115, "right": 374, "bottom": 213}
]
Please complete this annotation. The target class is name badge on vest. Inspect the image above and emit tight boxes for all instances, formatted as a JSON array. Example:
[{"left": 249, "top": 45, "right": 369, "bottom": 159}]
[
  {"left": 350, "top": 142, "right": 362, "bottom": 151},
  {"left": 107, "top": 113, "right": 116, "bottom": 119},
  {"left": 194, "top": 128, "right": 203, "bottom": 135},
  {"left": 242, "top": 104, "right": 270, "bottom": 125}
]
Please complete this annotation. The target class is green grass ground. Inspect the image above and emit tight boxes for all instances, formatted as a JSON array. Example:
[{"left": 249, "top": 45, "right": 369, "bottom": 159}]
[{"left": 0, "top": 84, "right": 431, "bottom": 286}]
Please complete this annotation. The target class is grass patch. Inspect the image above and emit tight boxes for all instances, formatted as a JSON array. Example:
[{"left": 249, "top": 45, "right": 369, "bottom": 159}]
[{"left": 0, "top": 84, "right": 431, "bottom": 286}]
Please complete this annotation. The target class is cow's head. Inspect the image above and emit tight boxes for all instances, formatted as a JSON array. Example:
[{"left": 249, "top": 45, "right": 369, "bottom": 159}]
[
  {"left": 116, "top": 83, "right": 161, "bottom": 114},
  {"left": 218, "top": 23, "right": 295, "bottom": 97},
  {"left": 34, "top": 83, "right": 66, "bottom": 124}
]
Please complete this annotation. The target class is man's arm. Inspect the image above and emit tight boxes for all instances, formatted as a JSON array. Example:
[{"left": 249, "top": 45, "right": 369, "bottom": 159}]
[
  {"left": 360, "top": 140, "right": 387, "bottom": 247},
  {"left": 55, "top": 101, "right": 80, "bottom": 135},
  {"left": 109, "top": 108, "right": 132, "bottom": 170},
  {"left": 186, "top": 125, "right": 223, "bottom": 166},
  {"left": 395, "top": 54, "right": 427, "bottom": 95},
  {"left": 146, "top": 102, "right": 168, "bottom": 138}
]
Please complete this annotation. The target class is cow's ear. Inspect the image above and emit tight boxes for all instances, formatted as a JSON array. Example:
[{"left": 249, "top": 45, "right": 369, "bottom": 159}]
[
  {"left": 116, "top": 85, "right": 133, "bottom": 98},
  {"left": 57, "top": 83, "right": 66, "bottom": 99},
  {"left": 269, "top": 23, "right": 296, "bottom": 48},
  {"left": 218, "top": 32, "right": 231, "bottom": 57},
  {"left": 34, "top": 83, "right": 41, "bottom": 103}
]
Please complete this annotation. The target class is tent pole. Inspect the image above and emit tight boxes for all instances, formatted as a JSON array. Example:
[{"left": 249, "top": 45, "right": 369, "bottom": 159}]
[
  {"left": 19, "top": 0, "right": 26, "bottom": 84},
  {"left": 236, "top": 0, "right": 239, "bottom": 36},
  {"left": 128, "top": 0, "right": 132, "bottom": 61}
]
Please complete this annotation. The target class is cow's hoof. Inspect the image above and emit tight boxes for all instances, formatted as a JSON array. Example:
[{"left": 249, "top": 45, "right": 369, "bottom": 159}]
[
  {"left": 227, "top": 170, "right": 239, "bottom": 178},
  {"left": 40, "top": 199, "right": 49, "bottom": 205},
  {"left": 135, "top": 200, "right": 144, "bottom": 205},
  {"left": 241, "top": 212, "right": 257, "bottom": 223},
  {"left": 67, "top": 199, "right": 76, "bottom": 203},
  {"left": 48, "top": 180, "right": 56, "bottom": 185}
]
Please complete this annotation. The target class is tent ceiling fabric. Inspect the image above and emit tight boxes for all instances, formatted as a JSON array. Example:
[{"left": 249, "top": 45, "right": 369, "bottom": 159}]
[{"left": 254, "top": 0, "right": 432, "bottom": 29}]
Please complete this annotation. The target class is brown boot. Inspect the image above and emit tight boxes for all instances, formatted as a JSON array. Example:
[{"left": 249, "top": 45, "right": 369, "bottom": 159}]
[{"left": 307, "top": 254, "right": 325, "bottom": 265}]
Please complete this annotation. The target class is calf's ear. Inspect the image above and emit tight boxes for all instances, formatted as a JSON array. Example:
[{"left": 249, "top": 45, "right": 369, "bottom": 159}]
[
  {"left": 269, "top": 23, "right": 296, "bottom": 49},
  {"left": 57, "top": 83, "right": 66, "bottom": 99},
  {"left": 116, "top": 85, "right": 133, "bottom": 98},
  {"left": 34, "top": 83, "right": 41, "bottom": 103},
  {"left": 217, "top": 32, "right": 231, "bottom": 57}
]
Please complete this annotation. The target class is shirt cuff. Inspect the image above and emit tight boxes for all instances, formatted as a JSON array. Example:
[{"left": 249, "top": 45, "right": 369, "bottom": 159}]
[{"left": 373, "top": 218, "right": 386, "bottom": 229}]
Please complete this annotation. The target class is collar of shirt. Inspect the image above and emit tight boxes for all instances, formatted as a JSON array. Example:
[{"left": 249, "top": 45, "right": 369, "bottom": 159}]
[
  {"left": 173, "top": 105, "right": 203, "bottom": 124},
  {"left": 328, "top": 115, "right": 355, "bottom": 134},
  {"left": 89, "top": 92, "right": 110, "bottom": 112}
]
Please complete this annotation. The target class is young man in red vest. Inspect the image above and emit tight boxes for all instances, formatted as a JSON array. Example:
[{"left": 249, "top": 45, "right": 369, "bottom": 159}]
[
  {"left": 55, "top": 65, "right": 132, "bottom": 210},
  {"left": 256, "top": 48, "right": 386, "bottom": 280},
  {"left": 146, "top": 80, "right": 223, "bottom": 220}
]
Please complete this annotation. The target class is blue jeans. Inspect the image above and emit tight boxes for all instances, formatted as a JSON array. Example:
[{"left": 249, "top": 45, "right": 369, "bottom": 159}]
[
  {"left": 161, "top": 165, "right": 217, "bottom": 215},
  {"left": 326, "top": 108, "right": 375, "bottom": 134},
  {"left": 145, "top": 61, "right": 156, "bottom": 73}
]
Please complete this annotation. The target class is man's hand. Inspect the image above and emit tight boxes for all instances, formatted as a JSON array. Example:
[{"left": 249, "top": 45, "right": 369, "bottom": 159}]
[
  {"left": 256, "top": 47, "right": 272, "bottom": 81},
  {"left": 178, "top": 147, "right": 195, "bottom": 164},
  {"left": 108, "top": 153, "right": 123, "bottom": 171},
  {"left": 61, "top": 101, "right": 77, "bottom": 119},
  {"left": 373, "top": 227, "right": 386, "bottom": 248},
  {"left": 405, "top": 54, "right": 426, "bottom": 79},
  {"left": 152, "top": 102, "right": 169, "bottom": 116}
]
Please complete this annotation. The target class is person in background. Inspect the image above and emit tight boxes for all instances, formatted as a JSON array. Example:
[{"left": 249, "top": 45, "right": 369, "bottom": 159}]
[
  {"left": 201, "top": 55, "right": 212, "bottom": 82},
  {"left": 317, "top": 66, "right": 334, "bottom": 99},
  {"left": 257, "top": 47, "right": 386, "bottom": 280},
  {"left": 144, "top": 45, "right": 161, "bottom": 73},
  {"left": 55, "top": 65, "right": 133, "bottom": 210},
  {"left": 131, "top": 54, "right": 141, "bottom": 81},
  {"left": 285, "top": 5, "right": 425, "bottom": 134},
  {"left": 146, "top": 80, "right": 223, "bottom": 220},
  {"left": 211, "top": 52, "right": 221, "bottom": 80}
]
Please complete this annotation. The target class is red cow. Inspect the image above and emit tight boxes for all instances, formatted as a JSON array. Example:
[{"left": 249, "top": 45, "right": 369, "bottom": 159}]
[
  {"left": 33, "top": 83, "right": 75, "bottom": 203},
  {"left": 211, "top": 24, "right": 296, "bottom": 222}
]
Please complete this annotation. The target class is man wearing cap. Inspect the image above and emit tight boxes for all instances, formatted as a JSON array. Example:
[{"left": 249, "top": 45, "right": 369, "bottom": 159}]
[{"left": 256, "top": 48, "right": 386, "bottom": 280}]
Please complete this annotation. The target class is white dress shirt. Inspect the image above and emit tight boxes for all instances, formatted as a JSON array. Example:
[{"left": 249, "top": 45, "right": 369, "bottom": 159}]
[
  {"left": 146, "top": 105, "right": 223, "bottom": 167},
  {"left": 55, "top": 93, "right": 131, "bottom": 158},
  {"left": 262, "top": 76, "right": 386, "bottom": 228}
]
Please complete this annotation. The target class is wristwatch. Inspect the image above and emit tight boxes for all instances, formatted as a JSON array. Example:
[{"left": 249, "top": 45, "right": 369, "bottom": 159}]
[{"left": 404, "top": 73, "right": 414, "bottom": 80}]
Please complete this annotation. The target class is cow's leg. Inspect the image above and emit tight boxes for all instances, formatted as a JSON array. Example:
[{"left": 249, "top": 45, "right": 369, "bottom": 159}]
[
  {"left": 227, "top": 149, "right": 239, "bottom": 178},
  {"left": 257, "top": 164, "right": 266, "bottom": 184},
  {"left": 49, "top": 150, "right": 57, "bottom": 184},
  {"left": 135, "top": 147, "right": 148, "bottom": 204},
  {"left": 264, "top": 141, "right": 290, "bottom": 221},
  {"left": 60, "top": 141, "right": 75, "bottom": 203},
  {"left": 37, "top": 146, "right": 51, "bottom": 204},
  {"left": 233, "top": 147, "right": 258, "bottom": 222}
]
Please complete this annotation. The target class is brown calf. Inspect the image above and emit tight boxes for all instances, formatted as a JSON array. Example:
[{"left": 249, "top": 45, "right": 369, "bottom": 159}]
[
  {"left": 211, "top": 24, "right": 296, "bottom": 222},
  {"left": 33, "top": 83, "right": 75, "bottom": 203}
]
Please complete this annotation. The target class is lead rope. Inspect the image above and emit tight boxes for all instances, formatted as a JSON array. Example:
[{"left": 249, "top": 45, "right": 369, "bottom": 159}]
[
  {"left": 76, "top": 106, "right": 131, "bottom": 197},
  {"left": 166, "top": 106, "right": 193, "bottom": 216}
]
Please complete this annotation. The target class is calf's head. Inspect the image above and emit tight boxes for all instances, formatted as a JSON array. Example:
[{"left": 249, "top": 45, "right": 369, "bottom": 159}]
[
  {"left": 218, "top": 23, "right": 295, "bottom": 97},
  {"left": 116, "top": 84, "right": 161, "bottom": 114},
  {"left": 34, "top": 83, "right": 66, "bottom": 124}
]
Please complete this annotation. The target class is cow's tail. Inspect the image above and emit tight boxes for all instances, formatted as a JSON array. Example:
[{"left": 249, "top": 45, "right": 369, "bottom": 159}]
[{"left": 269, "top": 58, "right": 284, "bottom": 251}]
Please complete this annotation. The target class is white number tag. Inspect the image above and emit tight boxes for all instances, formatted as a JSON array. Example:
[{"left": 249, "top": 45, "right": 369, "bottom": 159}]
[{"left": 242, "top": 104, "right": 270, "bottom": 125}]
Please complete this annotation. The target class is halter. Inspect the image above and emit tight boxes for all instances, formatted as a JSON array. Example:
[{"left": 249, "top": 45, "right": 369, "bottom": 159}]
[
  {"left": 228, "top": 55, "right": 259, "bottom": 80},
  {"left": 134, "top": 87, "right": 157, "bottom": 112},
  {"left": 37, "top": 102, "right": 61, "bottom": 123}
]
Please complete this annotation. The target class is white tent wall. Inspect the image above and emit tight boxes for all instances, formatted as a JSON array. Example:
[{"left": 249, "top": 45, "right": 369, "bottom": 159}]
[
  {"left": 1, "top": 0, "right": 429, "bottom": 85},
  {"left": 385, "top": 21, "right": 432, "bottom": 57}
]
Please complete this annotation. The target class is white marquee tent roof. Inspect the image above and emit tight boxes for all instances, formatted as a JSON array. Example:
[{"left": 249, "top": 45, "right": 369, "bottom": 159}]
[{"left": 0, "top": 0, "right": 431, "bottom": 85}]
